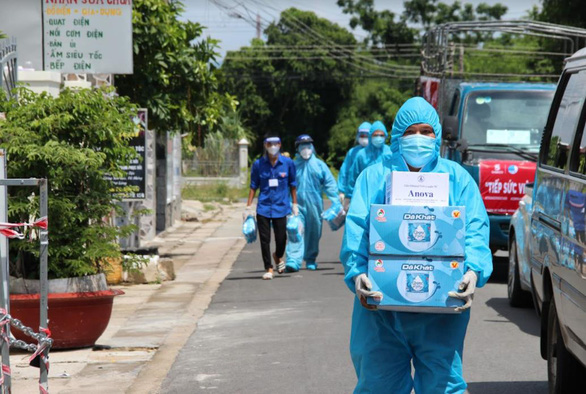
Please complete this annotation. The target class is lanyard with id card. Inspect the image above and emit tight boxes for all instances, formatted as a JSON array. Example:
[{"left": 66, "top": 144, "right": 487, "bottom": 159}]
[{"left": 269, "top": 178, "right": 279, "bottom": 187}]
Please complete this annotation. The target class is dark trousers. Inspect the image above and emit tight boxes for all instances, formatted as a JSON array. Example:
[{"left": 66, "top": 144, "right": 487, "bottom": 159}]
[{"left": 257, "top": 214, "right": 287, "bottom": 270}]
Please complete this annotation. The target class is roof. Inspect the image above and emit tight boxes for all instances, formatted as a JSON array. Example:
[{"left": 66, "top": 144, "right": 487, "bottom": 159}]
[
  {"left": 565, "top": 47, "right": 586, "bottom": 67},
  {"left": 458, "top": 82, "right": 557, "bottom": 95}
]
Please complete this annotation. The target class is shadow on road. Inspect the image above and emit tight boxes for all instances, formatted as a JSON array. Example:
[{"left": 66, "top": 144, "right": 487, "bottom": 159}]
[
  {"left": 488, "top": 254, "right": 509, "bottom": 284},
  {"left": 467, "top": 380, "right": 547, "bottom": 393},
  {"left": 485, "top": 297, "right": 540, "bottom": 337}
]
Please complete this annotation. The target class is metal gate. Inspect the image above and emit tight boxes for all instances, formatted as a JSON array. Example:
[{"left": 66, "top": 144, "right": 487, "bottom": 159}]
[{"left": 0, "top": 38, "right": 17, "bottom": 100}]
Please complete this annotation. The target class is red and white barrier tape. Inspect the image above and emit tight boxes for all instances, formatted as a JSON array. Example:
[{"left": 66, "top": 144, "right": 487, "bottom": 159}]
[{"left": 0, "top": 217, "right": 48, "bottom": 239}]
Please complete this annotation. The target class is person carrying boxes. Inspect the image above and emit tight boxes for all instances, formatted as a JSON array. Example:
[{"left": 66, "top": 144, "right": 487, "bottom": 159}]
[{"left": 340, "top": 97, "right": 493, "bottom": 394}]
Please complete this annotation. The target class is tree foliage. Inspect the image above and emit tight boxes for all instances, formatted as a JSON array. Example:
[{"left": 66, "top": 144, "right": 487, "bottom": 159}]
[
  {"left": 404, "top": 0, "right": 507, "bottom": 26},
  {"left": 0, "top": 88, "right": 138, "bottom": 279},
  {"left": 116, "top": 0, "right": 238, "bottom": 145},
  {"left": 328, "top": 81, "right": 410, "bottom": 167},
  {"left": 337, "top": 0, "right": 415, "bottom": 46},
  {"left": 338, "top": 0, "right": 507, "bottom": 46},
  {"left": 538, "top": 0, "right": 586, "bottom": 29},
  {"left": 222, "top": 8, "right": 357, "bottom": 156}
]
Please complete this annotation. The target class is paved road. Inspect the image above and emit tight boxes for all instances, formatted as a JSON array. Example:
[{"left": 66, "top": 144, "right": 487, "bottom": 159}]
[{"left": 163, "top": 223, "right": 548, "bottom": 393}]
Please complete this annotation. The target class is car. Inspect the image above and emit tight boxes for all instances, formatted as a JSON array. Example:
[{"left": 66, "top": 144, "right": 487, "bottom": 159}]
[
  {"left": 530, "top": 47, "right": 586, "bottom": 393},
  {"left": 427, "top": 82, "right": 556, "bottom": 253},
  {"left": 507, "top": 183, "right": 535, "bottom": 307}
]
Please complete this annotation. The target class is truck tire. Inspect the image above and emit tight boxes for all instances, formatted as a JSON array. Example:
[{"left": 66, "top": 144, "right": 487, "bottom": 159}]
[
  {"left": 507, "top": 238, "right": 532, "bottom": 307},
  {"left": 547, "top": 298, "right": 583, "bottom": 393}
]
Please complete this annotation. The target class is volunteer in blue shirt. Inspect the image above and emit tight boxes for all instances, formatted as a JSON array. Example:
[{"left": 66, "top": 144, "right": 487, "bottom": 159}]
[
  {"left": 340, "top": 97, "right": 492, "bottom": 393},
  {"left": 346, "top": 120, "right": 391, "bottom": 198},
  {"left": 246, "top": 136, "right": 298, "bottom": 280},
  {"left": 338, "top": 122, "right": 371, "bottom": 208}
]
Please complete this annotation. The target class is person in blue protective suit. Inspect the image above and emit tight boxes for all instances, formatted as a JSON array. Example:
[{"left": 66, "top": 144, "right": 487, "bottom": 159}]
[
  {"left": 340, "top": 97, "right": 492, "bottom": 394},
  {"left": 346, "top": 120, "right": 391, "bottom": 199},
  {"left": 338, "top": 122, "right": 371, "bottom": 208},
  {"left": 285, "top": 134, "right": 341, "bottom": 272}
]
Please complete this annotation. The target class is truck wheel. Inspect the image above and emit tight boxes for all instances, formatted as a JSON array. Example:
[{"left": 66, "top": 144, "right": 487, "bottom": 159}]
[
  {"left": 547, "top": 298, "right": 583, "bottom": 393},
  {"left": 507, "top": 238, "right": 532, "bottom": 307}
]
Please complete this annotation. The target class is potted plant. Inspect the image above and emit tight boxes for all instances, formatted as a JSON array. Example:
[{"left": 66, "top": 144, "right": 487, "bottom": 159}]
[{"left": 0, "top": 87, "right": 138, "bottom": 348}]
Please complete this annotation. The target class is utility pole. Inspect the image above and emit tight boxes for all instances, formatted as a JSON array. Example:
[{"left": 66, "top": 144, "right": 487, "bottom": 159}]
[{"left": 256, "top": 13, "right": 261, "bottom": 39}]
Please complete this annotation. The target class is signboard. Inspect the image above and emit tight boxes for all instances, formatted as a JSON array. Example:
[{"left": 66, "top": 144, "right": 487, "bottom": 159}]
[
  {"left": 106, "top": 109, "right": 148, "bottom": 200},
  {"left": 386, "top": 171, "right": 449, "bottom": 207},
  {"left": 419, "top": 76, "right": 441, "bottom": 110},
  {"left": 479, "top": 160, "right": 536, "bottom": 215},
  {"left": 42, "top": 1, "right": 133, "bottom": 73}
]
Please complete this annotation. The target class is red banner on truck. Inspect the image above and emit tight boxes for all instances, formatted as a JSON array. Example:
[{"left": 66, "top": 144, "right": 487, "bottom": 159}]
[
  {"left": 479, "top": 160, "right": 536, "bottom": 215},
  {"left": 419, "top": 76, "right": 440, "bottom": 109}
]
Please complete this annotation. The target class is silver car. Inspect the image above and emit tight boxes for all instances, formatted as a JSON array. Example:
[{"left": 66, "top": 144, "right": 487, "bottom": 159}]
[{"left": 508, "top": 183, "right": 535, "bottom": 307}]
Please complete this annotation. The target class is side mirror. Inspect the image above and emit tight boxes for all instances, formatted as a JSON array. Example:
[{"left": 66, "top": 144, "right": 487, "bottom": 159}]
[{"left": 442, "top": 116, "right": 459, "bottom": 142}]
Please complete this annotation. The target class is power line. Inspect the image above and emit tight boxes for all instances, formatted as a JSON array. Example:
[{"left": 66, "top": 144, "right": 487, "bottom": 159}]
[
  {"left": 211, "top": 0, "right": 420, "bottom": 78},
  {"left": 242, "top": 0, "right": 419, "bottom": 76}
]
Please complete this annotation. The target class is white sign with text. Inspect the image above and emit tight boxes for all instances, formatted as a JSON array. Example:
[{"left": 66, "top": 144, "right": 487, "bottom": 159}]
[
  {"left": 386, "top": 171, "right": 449, "bottom": 207},
  {"left": 42, "top": 1, "right": 133, "bottom": 73}
]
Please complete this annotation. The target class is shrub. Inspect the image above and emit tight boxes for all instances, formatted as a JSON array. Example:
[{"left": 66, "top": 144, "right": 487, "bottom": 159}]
[{"left": 0, "top": 87, "right": 138, "bottom": 279}]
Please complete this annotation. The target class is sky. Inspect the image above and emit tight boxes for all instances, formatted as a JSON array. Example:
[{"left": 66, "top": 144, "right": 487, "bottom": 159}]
[{"left": 180, "top": 0, "right": 542, "bottom": 58}]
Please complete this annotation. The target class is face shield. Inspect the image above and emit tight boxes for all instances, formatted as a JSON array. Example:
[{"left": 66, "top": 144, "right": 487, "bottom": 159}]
[
  {"left": 358, "top": 132, "right": 369, "bottom": 147},
  {"left": 264, "top": 137, "right": 281, "bottom": 156},
  {"left": 298, "top": 143, "right": 313, "bottom": 160}
]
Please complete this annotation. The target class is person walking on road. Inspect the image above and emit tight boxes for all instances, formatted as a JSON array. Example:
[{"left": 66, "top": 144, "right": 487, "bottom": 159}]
[
  {"left": 338, "top": 122, "right": 371, "bottom": 209},
  {"left": 340, "top": 97, "right": 493, "bottom": 393},
  {"left": 285, "top": 134, "right": 341, "bottom": 272},
  {"left": 245, "top": 135, "right": 298, "bottom": 280},
  {"left": 346, "top": 120, "right": 391, "bottom": 199}
]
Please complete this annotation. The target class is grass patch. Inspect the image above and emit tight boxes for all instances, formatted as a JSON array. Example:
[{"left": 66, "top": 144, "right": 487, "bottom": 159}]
[
  {"left": 182, "top": 182, "right": 248, "bottom": 203},
  {"left": 203, "top": 203, "right": 216, "bottom": 212}
]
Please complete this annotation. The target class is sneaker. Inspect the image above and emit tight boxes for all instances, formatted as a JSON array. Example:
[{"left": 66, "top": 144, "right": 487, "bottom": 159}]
[{"left": 306, "top": 263, "right": 317, "bottom": 271}]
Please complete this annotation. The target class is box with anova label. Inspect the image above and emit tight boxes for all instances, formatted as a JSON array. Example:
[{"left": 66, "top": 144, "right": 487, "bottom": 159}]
[
  {"left": 385, "top": 171, "right": 449, "bottom": 206},
  {"left": 369, "top": 204, "right": 466, "bottom": 257},
  {"left": 367, "top": 255, "right": 465, "bottom": 313}
]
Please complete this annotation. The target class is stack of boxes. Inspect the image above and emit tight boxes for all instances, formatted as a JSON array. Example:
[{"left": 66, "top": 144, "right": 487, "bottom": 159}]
[{"left": 367, "top": 172, "right": 467, "bottom": 313}]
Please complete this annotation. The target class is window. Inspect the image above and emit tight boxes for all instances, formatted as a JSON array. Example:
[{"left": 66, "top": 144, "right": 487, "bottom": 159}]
[
  {"left": 449, "top": 91, "right": 460, "bottom": 116},
  {"left": 462, "top": 90, "right": 554, "bottom": 147},
  {"left": 543, "top": 71, "right": 586, "bottom": 170},
  {"left": 570, "top": 122, "right": 586, "bottom": 175}
]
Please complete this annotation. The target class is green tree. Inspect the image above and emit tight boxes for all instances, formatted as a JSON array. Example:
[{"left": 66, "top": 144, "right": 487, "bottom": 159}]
[
  {"left": 337, "top": 0, "right": 416, "bottom": 46},
  {"left": 339, "top": 0, "right": 507, "bottom": 45},
  {"left": 328, "top": 80, "right": 410, "bottom": 167},
  {"left": 538, "top": 0, "right": 586, "bottom": 29},
  {"left": 222, "top": 8, "right": 357, "bottom": 156},
  {"left": 116, "top": 0, "right": 237, "bottom": 145},
  {"left": 0, "top": 87, "right": 137, "bottom": 279},
  {"left": 403, "top": 0, "right": 507, "bottom": 26}
]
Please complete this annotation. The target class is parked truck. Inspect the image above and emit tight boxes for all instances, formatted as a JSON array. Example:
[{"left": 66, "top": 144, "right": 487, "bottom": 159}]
[{"left": 418, "top": 20, "right": 586, "bottom": 253}]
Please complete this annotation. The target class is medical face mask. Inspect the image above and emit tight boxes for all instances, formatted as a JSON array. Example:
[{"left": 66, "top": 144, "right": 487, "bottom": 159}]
[
  {"left": 299, "top": 145, "right": 313, "bottom": 160},
  {"left": 371, "top": 136, "right": 386, "bottom": 148},
  {"left": 266, "top": 145, "right": 280, "bottom": 156},
  {"left": 358, "top": 136, "right": 369, "bottom": 147},
  {"left": 400, "top": 134, "right": 437, "bottom": 169}
]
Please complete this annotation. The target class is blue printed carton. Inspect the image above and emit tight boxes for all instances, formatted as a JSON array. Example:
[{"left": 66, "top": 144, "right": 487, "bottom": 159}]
[
  {"left": 367, "top": 255, "right": 465, "bottom": 313},
  {"left": 369, "top": 205, "right": 466, "bottom": 257}
]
